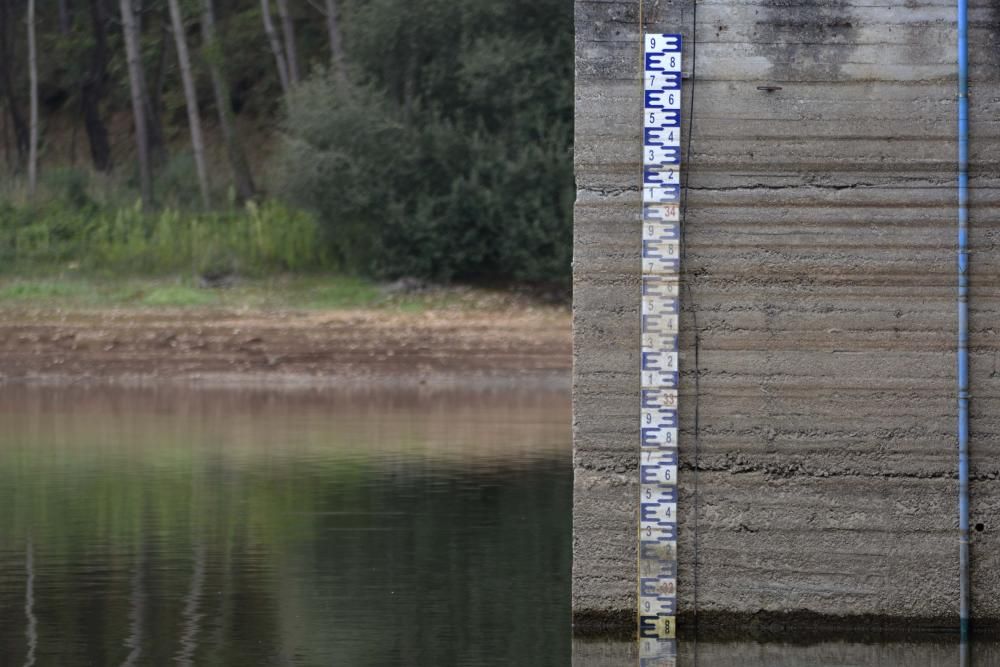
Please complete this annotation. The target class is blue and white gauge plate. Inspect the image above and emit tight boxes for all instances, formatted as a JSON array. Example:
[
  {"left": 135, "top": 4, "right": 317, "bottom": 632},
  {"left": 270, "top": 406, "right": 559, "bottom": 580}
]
[{"left": 639, "top": 32, "right": 681, "bottom": 665}]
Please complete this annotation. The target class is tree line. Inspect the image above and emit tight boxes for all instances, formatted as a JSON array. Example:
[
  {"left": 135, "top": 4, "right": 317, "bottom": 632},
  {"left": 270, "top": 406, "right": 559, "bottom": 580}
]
[
  {"left": 0, "top": 0, "right": 574, "bottom": 284},
  {"left": 2, "top": 0, "right": 350, "bottom": 206}
]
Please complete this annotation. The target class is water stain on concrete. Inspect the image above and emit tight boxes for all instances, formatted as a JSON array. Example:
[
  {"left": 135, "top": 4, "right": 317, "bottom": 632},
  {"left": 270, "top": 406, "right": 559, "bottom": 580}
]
[
  {"left": 752, "top": 0, "right": 859, "bottom": 81},
  {"left": 979, "top": 0, "right": 1000, "bottom": 70}
]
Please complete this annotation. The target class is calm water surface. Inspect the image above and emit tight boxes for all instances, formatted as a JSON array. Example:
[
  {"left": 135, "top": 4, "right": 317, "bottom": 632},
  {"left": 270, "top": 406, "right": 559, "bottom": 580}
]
[
  {"left": 1, "top": 385, "right": 992, "bottom": 666},
  {"left": 0, "top": 385, "right": 571, "bottom": 666}
]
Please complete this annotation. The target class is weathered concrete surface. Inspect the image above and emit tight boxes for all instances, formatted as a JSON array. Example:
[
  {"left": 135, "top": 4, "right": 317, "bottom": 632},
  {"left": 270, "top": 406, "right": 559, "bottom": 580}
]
[{"left": 573, "top": 0, "right": 1000, "bottom": 632}]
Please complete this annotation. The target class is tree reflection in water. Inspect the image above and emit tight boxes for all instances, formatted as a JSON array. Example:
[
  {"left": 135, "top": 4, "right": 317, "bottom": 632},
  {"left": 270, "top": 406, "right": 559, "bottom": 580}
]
[{"left": 0, "top": 385, "right": 571, "bottom": 666}]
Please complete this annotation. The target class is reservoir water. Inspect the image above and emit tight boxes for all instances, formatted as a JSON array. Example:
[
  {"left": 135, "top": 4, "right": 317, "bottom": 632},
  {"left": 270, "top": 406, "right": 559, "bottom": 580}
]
[
  {"left": 0, "top": 385, "right": 571, "bottom": 665},
  {"left": 0, "top": 384, "right": 988, "bottom": 666}
]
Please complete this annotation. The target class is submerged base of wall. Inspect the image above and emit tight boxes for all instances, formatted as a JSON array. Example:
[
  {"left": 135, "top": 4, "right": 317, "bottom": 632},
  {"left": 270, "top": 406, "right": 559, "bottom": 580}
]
[
  {"left": 572, "top": 635, "right": 1000, "bottom": 667},
  {"left": 572, "top": 609, "right": 1000, "bottom": 640}
]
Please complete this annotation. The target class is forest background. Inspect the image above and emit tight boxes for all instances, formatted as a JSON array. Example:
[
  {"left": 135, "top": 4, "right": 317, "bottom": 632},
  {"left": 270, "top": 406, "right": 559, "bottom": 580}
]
[{"left": 0, "top": 0, "right": 573, "bottom": 291}]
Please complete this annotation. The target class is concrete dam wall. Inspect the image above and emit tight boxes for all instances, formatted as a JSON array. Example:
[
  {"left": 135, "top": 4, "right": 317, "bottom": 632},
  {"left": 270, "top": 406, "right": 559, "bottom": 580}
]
[{"left": 572, "top": 0, "right": 1000, "bottom": 631}]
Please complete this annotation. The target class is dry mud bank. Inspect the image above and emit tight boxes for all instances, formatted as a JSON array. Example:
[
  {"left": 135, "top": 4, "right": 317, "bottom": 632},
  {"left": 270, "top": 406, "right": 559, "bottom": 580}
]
[{"left": 0, "top": 306, "right": 571, "bottom": 389}]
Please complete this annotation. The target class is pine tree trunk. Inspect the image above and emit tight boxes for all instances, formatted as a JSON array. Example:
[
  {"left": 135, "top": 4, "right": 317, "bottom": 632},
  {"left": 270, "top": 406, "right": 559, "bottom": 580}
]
[
  {"left": 1, "top": 104, "right": 10, "bottom": 171},
  {"left": 141, "top": 3, "right": 168, "bottom": 165},
  {"left": 274, "top": 0, "right": 299, "bottom": 85},
  {"left": 260, "top": 0, "right": 289, "bottom": 96},
  {"left": 58, "top": 0, "right": 72, "bottom": 34},
  {"left": 324, "top": 0, "right": 345, "bottom": 82},
  {"left": 81, "top": 0, "right": 112, "bottom": 172},
  {"left": 201, "top": 0, "right": 255, "bottom": 202},
  {"left": 118, "top": 0, "right": 153, "bottom": 206},
  {"left": 0, "top": 0, "right": 28, "bottom": 166},
  {"left": 167, "top": 0, "right": 210, "bottom": 207},
  {"left": 27, "top": 0, "right": 39, "bottom": 197}
]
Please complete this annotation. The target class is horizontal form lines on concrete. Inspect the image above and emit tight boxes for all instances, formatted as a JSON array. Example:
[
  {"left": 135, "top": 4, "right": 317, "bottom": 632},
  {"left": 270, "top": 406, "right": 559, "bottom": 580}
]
[{"left": 573, "top": 0, "right": 1000, "bottom": 632}]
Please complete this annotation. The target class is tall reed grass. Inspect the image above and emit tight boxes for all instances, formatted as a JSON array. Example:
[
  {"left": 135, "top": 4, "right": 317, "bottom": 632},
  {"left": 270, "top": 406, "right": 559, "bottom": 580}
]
[{"left": 0, "top": 198, "right": 327, "bottom": 275}]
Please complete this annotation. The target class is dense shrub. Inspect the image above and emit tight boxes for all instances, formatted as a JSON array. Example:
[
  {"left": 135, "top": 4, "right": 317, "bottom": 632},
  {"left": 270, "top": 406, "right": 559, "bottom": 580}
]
[{"left": 276, "top": 0, "right": 574, "bottom": 285}]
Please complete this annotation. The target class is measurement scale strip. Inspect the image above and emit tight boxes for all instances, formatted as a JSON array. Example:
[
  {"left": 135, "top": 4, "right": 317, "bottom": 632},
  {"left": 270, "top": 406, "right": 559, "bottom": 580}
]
[{"left": 639, "top": 32, "right": 681, "bottom": 664}]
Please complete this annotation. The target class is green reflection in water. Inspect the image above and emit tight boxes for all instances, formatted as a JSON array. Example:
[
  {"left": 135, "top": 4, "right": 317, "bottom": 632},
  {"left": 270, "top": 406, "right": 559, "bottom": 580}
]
[{"left": 0, "top": 386, "right": 571, "bottom": 666}]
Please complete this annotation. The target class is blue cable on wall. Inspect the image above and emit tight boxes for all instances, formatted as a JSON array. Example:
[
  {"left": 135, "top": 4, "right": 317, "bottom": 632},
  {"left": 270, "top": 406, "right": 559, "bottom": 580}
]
[{"left": 956, "top": 0, "right": 970, "bottom": 644}]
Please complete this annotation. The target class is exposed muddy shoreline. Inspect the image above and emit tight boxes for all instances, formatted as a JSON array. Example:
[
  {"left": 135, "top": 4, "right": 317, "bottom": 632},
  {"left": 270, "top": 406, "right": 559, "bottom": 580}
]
[{"left": 0, "top": 306, "right": 571, "bottom": 389}]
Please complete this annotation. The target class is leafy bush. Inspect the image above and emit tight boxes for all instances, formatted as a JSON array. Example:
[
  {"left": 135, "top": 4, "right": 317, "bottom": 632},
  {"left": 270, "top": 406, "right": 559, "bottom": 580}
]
[
  {"left": 276, "top": 0, "right": 573, "bottom": 285},
  {"left": 40, "top": 167, "right": 94, "bottom": 209}
]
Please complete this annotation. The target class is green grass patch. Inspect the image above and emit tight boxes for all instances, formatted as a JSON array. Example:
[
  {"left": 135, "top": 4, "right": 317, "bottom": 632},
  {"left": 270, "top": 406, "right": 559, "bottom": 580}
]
[
  {"left": 140, "top": 286, "right": 217, "bottom": 307},
  {"left": 0, "top": 273, "right": 534, "bottom": 314},
  {"left": 0, "top": 274, "right": 404, "bottom": 311},
  {"left": 0, "top": 280, "right": 89, "bottom": 301},
  {"left": 300, "top": 281, "right": 381, "bottom": 308},
  {"left": 249, "top": 275, "right": 384, "bottom": 309}
]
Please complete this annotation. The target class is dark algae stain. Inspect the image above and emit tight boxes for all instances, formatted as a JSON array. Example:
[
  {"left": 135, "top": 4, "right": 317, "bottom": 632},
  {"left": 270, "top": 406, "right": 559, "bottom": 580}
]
[
  {"left": 981, "top": 0, "right": 1000, "bottom": 69},
  {"left": 752, "top": 0, "right": 859, "bottom": 80}
]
